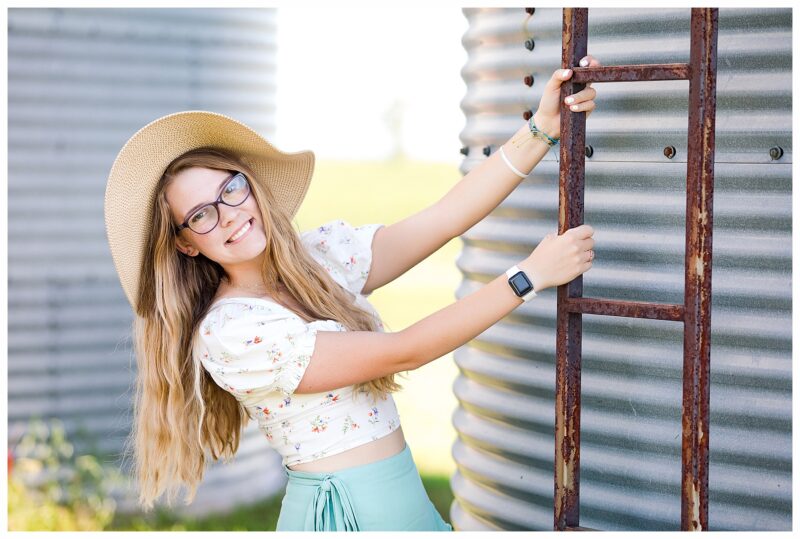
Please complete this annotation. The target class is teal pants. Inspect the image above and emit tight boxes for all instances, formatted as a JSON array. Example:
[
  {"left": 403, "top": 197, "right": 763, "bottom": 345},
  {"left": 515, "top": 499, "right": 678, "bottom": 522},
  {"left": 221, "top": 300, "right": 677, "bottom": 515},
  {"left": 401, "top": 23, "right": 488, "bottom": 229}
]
[{"left": 276, "top": 442, "right": 453, "bottom": 531}]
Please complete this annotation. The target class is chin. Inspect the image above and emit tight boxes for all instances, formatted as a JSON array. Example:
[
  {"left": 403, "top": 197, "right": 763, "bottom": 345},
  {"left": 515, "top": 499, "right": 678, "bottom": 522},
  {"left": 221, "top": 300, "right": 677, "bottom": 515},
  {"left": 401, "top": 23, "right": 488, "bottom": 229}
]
[{"left": 233, "top": 237, "right": 267, "bottom": 257}]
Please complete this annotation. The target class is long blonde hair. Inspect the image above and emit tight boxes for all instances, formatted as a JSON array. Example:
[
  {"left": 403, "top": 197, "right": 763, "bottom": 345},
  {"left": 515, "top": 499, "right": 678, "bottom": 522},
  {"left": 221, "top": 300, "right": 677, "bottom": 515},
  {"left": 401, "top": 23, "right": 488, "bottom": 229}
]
[{"left": 122, "top": 147, "right": 404, "bottom": 512}]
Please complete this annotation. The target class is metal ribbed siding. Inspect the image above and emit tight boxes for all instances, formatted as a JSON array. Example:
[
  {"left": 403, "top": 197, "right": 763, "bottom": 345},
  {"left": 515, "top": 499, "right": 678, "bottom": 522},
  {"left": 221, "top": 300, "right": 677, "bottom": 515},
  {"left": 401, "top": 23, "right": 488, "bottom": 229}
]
[
  {"left": 453, "top": 7, "right": 790, "bottom": 531},
  {"left": 8, "top": 8, "right": 285, "bottom": 516}
]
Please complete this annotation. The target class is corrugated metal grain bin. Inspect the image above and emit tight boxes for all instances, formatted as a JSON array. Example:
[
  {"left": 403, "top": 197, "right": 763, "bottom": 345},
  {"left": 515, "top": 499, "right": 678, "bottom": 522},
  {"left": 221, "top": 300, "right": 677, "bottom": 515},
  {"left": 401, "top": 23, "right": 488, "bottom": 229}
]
[
  {"left": 8, "top": 7, "right": 286, "bottom": 516},
  {"left": 451, "top": 7, "right": 790, "bottom": 531}
]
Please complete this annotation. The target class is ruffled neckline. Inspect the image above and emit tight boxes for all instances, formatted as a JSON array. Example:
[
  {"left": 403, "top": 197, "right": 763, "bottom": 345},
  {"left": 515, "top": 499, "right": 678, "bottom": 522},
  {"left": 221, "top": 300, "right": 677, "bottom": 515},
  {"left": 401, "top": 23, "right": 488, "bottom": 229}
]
[{"left": 208, "top": 296, "right": 343, "bottom": 327}]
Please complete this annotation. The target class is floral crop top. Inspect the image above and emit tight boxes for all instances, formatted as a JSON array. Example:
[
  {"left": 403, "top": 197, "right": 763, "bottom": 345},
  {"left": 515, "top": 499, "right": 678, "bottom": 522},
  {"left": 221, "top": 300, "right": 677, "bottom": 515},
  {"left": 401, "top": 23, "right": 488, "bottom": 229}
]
[{"left": 192, "top": 219, "right": 402, "bottom": 468}]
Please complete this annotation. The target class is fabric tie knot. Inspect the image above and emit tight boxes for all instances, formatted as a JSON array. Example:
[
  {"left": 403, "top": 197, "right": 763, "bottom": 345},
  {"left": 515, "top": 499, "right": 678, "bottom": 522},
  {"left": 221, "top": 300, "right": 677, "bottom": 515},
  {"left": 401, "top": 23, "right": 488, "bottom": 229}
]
[
  {"left": 304, "top": 473, "right": 360, "bottom": 531},
  {"left": 319, "top": 475, "right": 333, "bottom": 493}
]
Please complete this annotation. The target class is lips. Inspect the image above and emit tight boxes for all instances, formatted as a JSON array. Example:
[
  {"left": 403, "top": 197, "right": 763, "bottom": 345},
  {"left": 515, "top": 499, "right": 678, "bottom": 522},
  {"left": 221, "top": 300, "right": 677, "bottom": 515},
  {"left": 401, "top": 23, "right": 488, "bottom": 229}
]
[{"left": 226, "top": 218, "right": 254, "bottom": 244}]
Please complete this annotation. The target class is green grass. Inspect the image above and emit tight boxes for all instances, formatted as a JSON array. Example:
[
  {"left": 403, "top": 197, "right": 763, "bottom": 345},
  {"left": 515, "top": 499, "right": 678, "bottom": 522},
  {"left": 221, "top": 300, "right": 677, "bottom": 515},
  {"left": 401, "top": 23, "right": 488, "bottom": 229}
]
[{"left": 108, "top": 473, "right": 454, "bottom": 531}]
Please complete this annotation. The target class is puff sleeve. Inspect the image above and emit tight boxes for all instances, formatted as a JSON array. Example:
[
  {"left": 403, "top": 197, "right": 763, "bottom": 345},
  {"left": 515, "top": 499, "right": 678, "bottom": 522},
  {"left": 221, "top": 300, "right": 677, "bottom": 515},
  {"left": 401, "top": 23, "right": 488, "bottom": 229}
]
[
  {"left": 301, "top": 219, "right": 384, "bottom": 297},
  {"left": 194, "top": 303, "right": 344, "bottom": 400}
]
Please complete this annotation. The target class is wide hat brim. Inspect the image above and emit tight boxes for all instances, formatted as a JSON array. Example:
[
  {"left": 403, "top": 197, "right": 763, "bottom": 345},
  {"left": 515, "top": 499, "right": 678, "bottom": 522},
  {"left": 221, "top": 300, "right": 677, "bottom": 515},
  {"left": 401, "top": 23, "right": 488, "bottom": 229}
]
[{"left": 104, "top": 110, "right": 315, "bottom": 311}]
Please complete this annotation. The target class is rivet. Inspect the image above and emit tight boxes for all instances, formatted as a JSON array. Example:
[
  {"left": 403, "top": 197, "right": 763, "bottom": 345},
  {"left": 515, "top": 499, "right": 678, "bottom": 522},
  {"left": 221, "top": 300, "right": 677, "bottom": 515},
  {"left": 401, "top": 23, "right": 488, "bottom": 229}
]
[
  {"left": 523, "top": 75, "right": 534, "bottom": 87},
  {"left": 460, "top": 146, "right": 469, "bottom": 156},
  {"left": 524, "top": 39, "right": 535, "bottom": 51},
  {"left": 523, "top": 110, "right": 533, "bottom": 121},
  {"left": 483, "top": 146, "right": 492, "bottom": 156},
  {"left": 664, "top": 145, "right": 677, "bottom": 159},
  {"left": 525, "top": 8, "right": 535, "bottom": 15},
  {"left": 769, "top": 146, "right": 783, "bottom": 160},
  {"left": 585, "top": 145, "right": 594, "bottom": 158}
]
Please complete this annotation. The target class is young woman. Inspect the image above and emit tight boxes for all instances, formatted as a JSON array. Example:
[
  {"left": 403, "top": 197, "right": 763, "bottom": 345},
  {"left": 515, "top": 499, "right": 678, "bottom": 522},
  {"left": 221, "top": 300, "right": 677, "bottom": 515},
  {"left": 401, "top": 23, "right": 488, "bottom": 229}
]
[{"left": 104, "top": 56, "right": 600, "bottom": 531}]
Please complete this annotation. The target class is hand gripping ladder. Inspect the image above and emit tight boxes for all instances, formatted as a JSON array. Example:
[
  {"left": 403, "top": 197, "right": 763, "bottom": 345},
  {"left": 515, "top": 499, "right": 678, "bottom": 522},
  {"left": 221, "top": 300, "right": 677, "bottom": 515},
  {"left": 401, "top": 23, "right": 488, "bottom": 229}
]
[{"left": 553, "top": 8, "right": 718, "bottom": 531}]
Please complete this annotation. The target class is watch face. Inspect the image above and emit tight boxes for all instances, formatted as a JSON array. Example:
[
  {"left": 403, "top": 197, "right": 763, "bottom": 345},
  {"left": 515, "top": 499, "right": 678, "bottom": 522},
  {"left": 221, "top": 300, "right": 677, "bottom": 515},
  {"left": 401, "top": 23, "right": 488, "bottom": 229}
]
[{"left": 509, "top": 271, "right": 533, "bottom": 296}]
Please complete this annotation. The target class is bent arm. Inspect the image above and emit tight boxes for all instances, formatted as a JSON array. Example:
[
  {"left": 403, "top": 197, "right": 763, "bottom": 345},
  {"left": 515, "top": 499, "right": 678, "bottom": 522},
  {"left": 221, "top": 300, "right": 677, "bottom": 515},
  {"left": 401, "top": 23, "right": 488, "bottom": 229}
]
[
  {"left": 362, "top": 121, "right": 553, "bottom": 296},
  {"left": 399, "top": 256, "right": 543, "bottom": 370},
  {"left": 294, "top": 257, "right": 541, "bottom": 394}
]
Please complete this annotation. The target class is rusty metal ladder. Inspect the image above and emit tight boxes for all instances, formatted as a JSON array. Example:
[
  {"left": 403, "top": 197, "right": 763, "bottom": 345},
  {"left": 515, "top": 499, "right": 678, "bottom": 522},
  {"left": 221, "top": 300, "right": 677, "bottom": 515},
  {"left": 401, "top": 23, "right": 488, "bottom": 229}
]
[{"left": 552, "top": 8, "right": 718, "bottom": 531}]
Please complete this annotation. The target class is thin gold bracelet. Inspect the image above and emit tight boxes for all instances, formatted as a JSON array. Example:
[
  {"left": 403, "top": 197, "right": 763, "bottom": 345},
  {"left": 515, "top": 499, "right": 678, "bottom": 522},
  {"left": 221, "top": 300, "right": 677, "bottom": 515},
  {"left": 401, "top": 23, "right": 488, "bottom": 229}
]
[
  {"left": 510, "top": 126, "right": 549, "bottom": 150},
  {"left": 528, "top": 117, "right": 560, "bottom": 147}
]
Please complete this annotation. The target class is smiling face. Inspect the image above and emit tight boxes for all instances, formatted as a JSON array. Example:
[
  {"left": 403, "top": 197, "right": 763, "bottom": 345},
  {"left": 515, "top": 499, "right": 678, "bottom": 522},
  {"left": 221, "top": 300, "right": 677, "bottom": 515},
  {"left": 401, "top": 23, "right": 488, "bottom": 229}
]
[{"left": 166, "top": 166, "right": 268, "bottom": 267}]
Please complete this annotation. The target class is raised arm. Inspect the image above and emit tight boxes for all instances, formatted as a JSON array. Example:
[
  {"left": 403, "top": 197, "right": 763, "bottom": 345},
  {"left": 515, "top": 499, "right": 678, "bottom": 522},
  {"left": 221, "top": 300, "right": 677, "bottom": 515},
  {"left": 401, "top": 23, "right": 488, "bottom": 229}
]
[
  {"left": 440, "top": 57, "right": 599, "bottom": 239},
  {"left": 362, "top": 55, "right": 600, "bottom": 296}
]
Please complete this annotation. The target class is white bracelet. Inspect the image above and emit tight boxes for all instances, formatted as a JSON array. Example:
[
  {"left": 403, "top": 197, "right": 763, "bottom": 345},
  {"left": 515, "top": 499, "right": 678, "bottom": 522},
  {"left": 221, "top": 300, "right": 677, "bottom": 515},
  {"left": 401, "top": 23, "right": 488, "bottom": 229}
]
[{"left": 498, "top": 145, "right": 530, "bottom": 179}]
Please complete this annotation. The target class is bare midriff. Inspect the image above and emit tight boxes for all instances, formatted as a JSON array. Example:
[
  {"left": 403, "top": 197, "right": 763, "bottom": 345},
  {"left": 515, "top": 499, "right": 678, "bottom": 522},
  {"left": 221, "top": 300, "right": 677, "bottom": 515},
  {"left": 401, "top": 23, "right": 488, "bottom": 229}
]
[{"left": 287, "top": 425, "right": 406, "bottom": 473}]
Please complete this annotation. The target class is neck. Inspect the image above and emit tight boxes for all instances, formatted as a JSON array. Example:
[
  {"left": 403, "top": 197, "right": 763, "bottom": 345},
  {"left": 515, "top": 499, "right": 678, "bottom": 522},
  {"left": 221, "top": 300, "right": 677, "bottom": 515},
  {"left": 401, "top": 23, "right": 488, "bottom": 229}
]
[{"left": 223, "top": 276, "right": 283, "bottom": 293}]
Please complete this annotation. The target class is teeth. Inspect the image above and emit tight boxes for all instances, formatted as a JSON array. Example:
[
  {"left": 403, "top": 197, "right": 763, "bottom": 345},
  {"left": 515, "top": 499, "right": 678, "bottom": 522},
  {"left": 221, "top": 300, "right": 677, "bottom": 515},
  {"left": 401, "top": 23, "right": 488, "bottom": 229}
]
[{"left": 228, "top": 219, "right": 251, "bottom": 243}]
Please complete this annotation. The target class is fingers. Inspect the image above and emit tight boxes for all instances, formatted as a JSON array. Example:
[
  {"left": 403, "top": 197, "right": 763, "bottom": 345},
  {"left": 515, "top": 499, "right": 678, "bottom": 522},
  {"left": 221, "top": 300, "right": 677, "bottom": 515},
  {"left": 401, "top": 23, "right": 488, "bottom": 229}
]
[
  {"left": 565, "top": 54, "right": 599, "bottom": 114},
  {"left": 582, "top": 234, "right": 595, "bottom": 263},
  {"left": 556, "top": 224, "right": 594, "bottom": 239},
  {"left": 578, "top": 55, "right": 602, "bottom": 70},
  {"left": 546, "top": 68, "right": 573, "bottom": 92},
  {"left": 569, "top": 101, "right": 596, "bottom": 114},
  {"left": 549, "top": 53, "right": 600, "bottom": 86},
  {"left": 564, "top": 86, "right": 597, "bottom": 113},
  {"left": 578, "top": 55, "right": 602, "bottom": 89},
  {"left": 567, "top": 224, "right": 594, "bottom": 239}
]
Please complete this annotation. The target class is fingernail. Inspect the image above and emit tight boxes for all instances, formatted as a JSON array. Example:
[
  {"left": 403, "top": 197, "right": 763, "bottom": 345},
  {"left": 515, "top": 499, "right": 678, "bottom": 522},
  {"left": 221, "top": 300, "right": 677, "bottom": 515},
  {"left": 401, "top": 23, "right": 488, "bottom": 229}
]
[
  {"left": 565, "top": 96, "right": 574, "bottom": 104},
  {"left": 562, "top": 69, "right": 571, "bottom": 77},
  {"left": 580, "top": 58, "right": 588, "bottom": 67}
]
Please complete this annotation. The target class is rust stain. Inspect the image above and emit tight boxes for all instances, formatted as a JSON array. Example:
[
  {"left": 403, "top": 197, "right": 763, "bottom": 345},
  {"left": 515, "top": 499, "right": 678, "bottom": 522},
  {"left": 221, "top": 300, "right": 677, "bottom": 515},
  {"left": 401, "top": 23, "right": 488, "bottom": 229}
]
[
  {"left": 571, "top": 63, "right": 690, "bottom": 83},
  {"left": 553, "top": 7, "right": 717, "bottom": 532}
]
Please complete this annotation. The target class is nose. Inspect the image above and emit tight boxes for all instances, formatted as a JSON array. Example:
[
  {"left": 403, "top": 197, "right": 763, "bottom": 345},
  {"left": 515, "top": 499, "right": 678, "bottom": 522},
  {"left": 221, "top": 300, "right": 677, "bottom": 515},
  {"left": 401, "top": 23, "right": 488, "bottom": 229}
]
[{"left": 218, "top": 203, "right": 244, "bottom": 230}]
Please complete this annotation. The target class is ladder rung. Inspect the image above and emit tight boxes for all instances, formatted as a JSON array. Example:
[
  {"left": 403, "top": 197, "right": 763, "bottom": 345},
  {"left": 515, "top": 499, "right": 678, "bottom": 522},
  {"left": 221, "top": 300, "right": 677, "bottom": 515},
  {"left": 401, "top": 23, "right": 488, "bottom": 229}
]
[
  {"left": 572, "top": 63, "right": 690, "bottom": 83},
  {"left": 563, "top": 297, "right": 685, "bottom": 321}
]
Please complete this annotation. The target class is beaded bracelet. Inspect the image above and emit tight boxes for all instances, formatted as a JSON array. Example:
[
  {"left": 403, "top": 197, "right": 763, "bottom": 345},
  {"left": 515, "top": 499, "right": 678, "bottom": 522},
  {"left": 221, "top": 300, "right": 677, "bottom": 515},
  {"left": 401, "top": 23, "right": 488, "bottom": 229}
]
[{"left": 528, "top": 116, "right": 560, "bottom": 147}]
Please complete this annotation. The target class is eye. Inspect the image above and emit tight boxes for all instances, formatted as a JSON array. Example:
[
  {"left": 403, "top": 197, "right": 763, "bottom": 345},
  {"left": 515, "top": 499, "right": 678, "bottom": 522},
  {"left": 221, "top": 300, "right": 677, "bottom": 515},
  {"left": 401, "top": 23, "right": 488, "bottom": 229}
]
[
  {"left": 190, "top": 209, "right": 207, "bottom": 223},
  {"left": 225, "top": 174, "right": 246, "bottom": 193}
]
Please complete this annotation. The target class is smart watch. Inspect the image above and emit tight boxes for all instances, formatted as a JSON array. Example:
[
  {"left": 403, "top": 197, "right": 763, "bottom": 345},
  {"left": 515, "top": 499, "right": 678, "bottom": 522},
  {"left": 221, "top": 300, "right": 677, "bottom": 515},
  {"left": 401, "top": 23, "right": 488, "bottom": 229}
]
[{"left": 506, "top": 265, "right": 537, "bottom": 302}]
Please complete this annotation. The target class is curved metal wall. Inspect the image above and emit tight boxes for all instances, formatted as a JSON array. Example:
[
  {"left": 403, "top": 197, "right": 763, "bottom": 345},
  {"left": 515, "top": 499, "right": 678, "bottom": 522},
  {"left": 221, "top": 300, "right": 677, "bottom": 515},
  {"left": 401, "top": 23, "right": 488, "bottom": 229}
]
[
  {"left": 452, "top": 7, "right": 790, "bottom": 531},
  {"left": 8, "top": 7, "right": 285, "bottom": 516}
]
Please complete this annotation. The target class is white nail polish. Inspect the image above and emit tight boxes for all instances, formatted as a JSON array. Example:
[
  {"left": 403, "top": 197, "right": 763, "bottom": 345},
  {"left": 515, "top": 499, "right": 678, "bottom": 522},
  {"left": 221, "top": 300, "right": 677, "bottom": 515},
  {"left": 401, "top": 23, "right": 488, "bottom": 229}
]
[
  {"left": 562, "top": 69, "right": 571, "bottom": 78},
  {"left": 580, "top": 59, "right": 588, "bottom": 67}
]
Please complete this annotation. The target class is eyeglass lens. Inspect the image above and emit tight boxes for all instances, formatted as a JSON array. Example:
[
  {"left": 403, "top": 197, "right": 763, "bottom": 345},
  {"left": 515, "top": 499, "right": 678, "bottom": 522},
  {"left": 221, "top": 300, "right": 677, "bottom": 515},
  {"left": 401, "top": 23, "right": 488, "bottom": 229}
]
[{"left": 188, "top": 173, "right": 250, "bottom": 234}]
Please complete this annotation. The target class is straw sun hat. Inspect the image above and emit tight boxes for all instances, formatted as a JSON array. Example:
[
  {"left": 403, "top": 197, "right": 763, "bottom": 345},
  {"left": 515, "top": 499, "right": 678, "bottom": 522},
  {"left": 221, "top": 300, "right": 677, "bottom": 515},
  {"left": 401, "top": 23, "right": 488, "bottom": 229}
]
[{"left": 104, "top": 110, "right": 315, "bottom": 310}]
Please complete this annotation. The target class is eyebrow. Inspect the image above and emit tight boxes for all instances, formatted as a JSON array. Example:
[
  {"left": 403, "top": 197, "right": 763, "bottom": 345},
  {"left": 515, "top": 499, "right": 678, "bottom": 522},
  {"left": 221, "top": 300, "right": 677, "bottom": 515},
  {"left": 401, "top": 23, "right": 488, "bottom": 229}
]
[{"left": 182, "top": 173, "right": 235, "bottom": 223}]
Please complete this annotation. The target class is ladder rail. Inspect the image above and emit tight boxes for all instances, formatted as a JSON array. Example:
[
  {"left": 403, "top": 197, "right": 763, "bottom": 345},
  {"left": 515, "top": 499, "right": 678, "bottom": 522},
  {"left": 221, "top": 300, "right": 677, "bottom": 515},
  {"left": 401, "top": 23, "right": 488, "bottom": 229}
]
[{"left": 552, "top": 7, "right": 719, "bottom": 532}]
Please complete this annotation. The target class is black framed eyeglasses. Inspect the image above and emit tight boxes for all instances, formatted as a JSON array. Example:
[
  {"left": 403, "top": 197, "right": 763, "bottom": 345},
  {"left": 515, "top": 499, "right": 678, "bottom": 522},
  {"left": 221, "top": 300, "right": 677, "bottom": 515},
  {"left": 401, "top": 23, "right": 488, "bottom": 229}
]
[{"left": 175, "top": 172, "right": 252, "bottom": 235}]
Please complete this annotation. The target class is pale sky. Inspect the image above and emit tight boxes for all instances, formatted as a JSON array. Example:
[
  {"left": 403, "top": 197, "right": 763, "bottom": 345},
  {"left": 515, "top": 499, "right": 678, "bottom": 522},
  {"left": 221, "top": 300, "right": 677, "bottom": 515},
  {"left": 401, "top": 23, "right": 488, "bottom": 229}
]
[{"left": 275, "top": 7, "right": 469, "bottom": 164}]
